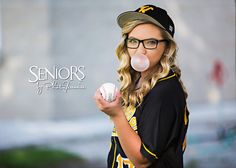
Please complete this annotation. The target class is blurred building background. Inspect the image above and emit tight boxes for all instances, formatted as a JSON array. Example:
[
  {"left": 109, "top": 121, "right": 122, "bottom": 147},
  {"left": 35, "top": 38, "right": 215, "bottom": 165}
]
[{"left": 0, "top": 0, "right": 235, "bottom": 168}]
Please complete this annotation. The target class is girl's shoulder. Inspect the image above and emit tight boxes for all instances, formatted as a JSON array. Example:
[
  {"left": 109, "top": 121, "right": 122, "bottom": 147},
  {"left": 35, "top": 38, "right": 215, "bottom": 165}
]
[{"left": 144, "top": 70, "right": 185, "bottom": 103}]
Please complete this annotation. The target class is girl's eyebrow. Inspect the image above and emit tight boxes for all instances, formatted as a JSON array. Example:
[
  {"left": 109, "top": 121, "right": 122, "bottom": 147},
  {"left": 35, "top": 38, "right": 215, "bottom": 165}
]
[{"left": 128, "top": 36, "right": 159, "bottom": 41}]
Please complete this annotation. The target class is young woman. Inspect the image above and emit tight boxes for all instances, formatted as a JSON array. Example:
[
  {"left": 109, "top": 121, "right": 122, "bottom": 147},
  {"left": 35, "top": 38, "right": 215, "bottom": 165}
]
[{"left": 94, "top": 4, "right": 189, "bottom": 168}]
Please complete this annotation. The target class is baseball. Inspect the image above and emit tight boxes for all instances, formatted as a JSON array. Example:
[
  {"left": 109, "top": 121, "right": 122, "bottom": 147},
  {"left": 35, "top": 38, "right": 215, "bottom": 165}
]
[{"left": 99, "top": 83, "right": 118, "bottom": 102}]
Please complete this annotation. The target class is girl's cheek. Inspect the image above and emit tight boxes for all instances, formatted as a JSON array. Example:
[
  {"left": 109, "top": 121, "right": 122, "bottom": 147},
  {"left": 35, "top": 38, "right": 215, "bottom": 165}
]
[{"left": 128, "top": 49, "right": 135, "bottom": 55}]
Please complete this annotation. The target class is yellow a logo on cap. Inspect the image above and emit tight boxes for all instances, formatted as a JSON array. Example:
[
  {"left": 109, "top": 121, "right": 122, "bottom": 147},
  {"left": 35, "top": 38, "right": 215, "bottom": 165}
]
[{"left": 139, "top": 6, "right": 154, "bottom": 13}]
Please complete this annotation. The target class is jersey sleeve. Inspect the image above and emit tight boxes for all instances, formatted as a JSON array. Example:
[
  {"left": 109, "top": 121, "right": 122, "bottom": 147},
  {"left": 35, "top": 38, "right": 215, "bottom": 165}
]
[{"left": 138, "top": 87, "right": 181, "bottom": 163}]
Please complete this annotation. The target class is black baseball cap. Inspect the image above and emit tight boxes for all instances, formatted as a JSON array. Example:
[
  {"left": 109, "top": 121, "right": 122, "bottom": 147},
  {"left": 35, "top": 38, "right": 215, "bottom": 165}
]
[{"left": 117, "top": 5, "right": 175, "bottom": 37}]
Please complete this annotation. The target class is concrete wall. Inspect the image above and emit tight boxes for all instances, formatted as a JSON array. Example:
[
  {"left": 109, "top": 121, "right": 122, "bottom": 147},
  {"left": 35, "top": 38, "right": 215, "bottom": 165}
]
[
  {"left": 0, "top": 0, "right": 235, "bottom": 119},
  {"left": 0, "top": 0, "right": 53, "bottom": 119}
]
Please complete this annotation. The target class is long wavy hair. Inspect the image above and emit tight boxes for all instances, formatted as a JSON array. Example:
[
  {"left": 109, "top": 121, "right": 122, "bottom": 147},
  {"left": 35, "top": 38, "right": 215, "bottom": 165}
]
[{"left": 116, "top": 20, "right": 188, "bottom": 108}]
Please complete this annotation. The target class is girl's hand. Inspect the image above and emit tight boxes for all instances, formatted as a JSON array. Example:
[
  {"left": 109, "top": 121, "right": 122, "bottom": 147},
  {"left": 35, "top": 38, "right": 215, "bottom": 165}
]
[{"left": 94, "top": 89, "right": 123, "bottom": 118}]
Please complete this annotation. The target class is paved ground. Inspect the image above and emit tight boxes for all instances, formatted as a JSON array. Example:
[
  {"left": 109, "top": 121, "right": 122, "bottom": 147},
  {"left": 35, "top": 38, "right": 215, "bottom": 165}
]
[{"left": 0, "top": 101, "right": 236, "bottom": 168}]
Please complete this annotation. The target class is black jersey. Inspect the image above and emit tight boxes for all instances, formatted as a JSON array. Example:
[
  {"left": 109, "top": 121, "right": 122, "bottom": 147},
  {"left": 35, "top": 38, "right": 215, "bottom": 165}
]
[{"left": 107, "top": 70, "right": 189, "bottom": 168}]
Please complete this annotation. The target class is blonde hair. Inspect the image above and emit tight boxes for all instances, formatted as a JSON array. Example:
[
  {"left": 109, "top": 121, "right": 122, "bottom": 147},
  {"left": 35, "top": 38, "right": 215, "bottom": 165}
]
[{"left": 116, "top": 20, "right": 188, "bottom": 108}]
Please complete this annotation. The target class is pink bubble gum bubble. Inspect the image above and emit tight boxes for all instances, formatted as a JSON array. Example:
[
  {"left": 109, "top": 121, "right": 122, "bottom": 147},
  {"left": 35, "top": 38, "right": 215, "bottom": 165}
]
[{"left": 131, "top": 54, "right": 150, "bottom": 72}]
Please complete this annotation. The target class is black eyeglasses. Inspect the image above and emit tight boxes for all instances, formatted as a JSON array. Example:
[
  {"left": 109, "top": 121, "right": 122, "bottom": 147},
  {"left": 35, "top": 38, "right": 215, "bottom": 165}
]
[{"left": 126, "top": 37, "right": 168, "bottom": 50}]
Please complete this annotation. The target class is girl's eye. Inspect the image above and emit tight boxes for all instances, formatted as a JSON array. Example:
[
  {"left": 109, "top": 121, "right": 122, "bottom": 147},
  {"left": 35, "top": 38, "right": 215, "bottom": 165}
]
[
  {"left": 128, "top": 38, "right": 138, "bottom": 44},
  {"left": 146, "top": 40, "right": 157, "bottom": 45}
]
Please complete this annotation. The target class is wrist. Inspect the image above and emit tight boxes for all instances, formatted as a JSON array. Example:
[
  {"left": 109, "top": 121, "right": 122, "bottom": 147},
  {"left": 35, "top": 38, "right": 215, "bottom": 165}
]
[{"left": 110, "top": 109, "right": 125, "bottom": 122}]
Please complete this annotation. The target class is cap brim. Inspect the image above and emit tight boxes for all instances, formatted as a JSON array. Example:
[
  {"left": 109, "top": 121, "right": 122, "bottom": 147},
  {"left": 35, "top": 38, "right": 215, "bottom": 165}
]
[{"left": 117, "top": 11, "right": 166, "bottom": 30}]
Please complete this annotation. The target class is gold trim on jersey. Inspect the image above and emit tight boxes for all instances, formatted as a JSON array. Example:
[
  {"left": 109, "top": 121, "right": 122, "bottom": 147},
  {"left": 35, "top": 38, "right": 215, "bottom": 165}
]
[
  {"left": 183, "top": 105, "right": 188, "bottom": 152},
  {"left": 182, "top": 136, "right": 187, "bottom": 152},
  {"left": 142, "top": 143, "right": 158, "bottom": 159},
  {"left": 159, "top": 73, "right": 176, "bottom": 82},
  {"left": 112, "top": 138, "right": 118, "bottom": 168},
  {"left": 184, "top": 106, "right": 188, "bottom": 126}
]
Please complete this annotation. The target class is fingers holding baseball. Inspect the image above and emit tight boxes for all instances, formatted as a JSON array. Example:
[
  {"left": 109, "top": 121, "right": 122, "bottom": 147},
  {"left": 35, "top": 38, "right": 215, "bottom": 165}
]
[
  {"left": 94, "top": 89, "right": 108, "bottom": 108},
  {"left": 94, "top": 87, "right": 123, "bottom": 117},
  {"left": 94, "top": 89, "right": 102, "bottom": 102}
]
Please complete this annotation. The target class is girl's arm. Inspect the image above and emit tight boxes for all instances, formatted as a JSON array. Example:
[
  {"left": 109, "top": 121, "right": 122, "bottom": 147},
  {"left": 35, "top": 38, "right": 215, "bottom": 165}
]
[
  {"left": 111, "top": 111, "right": 151, "bottom": 168},
  {"left": 94, "top": 90, "right": 151, "bottom": 168}
]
